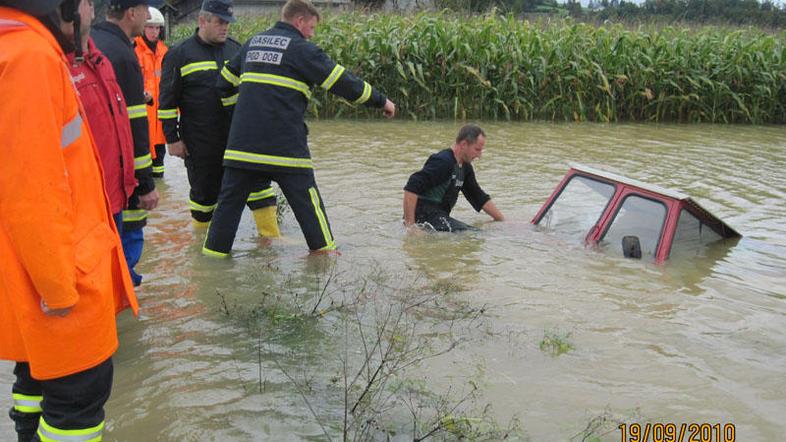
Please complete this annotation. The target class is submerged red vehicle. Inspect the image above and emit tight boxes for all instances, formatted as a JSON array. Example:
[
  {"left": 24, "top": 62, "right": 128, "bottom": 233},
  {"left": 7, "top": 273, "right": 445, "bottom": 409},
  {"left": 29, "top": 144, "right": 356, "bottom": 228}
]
[{"left": 531, "top": 164, "right": 741, "bottom": 263}]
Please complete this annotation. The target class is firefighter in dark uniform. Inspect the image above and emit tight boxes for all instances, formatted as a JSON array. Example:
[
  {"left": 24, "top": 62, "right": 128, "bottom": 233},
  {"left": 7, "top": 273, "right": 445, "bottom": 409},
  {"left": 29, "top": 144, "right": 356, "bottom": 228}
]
[
  {"left": 92, "top": 0, "right": 159, "bottom": 286},
  {"left": 158, "top": 0, "right": 279, "bottom": 235},
  {"left": 203, "top": 0, "right": 396, "bottom": 257}
]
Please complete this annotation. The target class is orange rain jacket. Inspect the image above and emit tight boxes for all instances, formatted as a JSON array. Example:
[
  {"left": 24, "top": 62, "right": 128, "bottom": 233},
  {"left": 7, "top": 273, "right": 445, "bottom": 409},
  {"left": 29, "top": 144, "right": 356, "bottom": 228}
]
[
  {"left": 0, "top": 7, "right": 139, "bottom": 380},
  {"left": 134, "top": 36, "right": 168, "bottom": 154}
]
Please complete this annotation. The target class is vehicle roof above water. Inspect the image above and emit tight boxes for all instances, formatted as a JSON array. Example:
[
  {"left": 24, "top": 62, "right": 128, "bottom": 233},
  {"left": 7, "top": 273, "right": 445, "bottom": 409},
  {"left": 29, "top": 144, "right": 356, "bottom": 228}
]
[{"left": 568, "top": 163, "right": 741, "bottom": 238}]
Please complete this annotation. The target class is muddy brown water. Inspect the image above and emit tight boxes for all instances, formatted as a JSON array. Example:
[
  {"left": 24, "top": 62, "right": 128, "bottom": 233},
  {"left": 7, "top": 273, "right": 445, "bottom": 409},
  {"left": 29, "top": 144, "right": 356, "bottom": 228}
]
[{"left": 2, "top": 121, "right": 784, "bottom": 441}]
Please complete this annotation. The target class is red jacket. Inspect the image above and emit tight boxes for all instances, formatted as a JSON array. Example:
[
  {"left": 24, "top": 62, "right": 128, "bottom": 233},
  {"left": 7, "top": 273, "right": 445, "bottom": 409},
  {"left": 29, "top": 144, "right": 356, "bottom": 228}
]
[{"left": 68, "top": 38, "right": 136, "bottom": 214}]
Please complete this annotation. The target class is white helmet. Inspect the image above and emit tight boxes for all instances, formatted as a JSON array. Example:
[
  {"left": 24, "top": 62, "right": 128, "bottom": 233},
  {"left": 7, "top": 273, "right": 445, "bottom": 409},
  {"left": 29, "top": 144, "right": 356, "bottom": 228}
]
[{"left": 147, "top": 7, "right": 165, "bottom": 26}]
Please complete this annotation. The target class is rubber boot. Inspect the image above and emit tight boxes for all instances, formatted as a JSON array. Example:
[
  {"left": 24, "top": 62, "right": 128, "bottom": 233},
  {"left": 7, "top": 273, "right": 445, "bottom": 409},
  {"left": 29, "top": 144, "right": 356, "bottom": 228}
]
[
  {"left": 192, "top": 219, "right": 210, "bottom": 229},
  {"left": 252, "top": 206, "right": 280, "bottom": 238}
]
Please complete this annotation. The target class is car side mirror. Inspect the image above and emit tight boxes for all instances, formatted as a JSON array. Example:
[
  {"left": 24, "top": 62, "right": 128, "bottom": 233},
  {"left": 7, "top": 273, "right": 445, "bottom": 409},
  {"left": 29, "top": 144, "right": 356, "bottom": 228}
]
[{"left": 622, "top": 235, "right": 642, "bottom": 259}]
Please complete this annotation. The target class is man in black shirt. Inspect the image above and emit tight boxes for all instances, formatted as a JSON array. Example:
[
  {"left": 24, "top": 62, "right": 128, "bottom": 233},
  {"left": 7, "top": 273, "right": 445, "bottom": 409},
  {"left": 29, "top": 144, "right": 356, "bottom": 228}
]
[{"left": 403, "top": 124, "right": 504, "bottom": 232}]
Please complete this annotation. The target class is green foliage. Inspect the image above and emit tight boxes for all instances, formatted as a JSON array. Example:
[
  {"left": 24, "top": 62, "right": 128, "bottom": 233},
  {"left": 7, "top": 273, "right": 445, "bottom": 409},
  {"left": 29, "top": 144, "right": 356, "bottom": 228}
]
[
  {"left": 173, "top": 11, "right": 786, "bottom": 123},
  {"left": 539, "top": 329, "right": 574, "bottom": 356}
]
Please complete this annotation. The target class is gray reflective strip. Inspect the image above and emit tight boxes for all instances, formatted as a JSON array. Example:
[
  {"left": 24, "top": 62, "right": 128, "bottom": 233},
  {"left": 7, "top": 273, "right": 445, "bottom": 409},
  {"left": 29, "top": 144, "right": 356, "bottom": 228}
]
[
  {"left": 181, "top": 61, "right": 217, "bottom": 76},
  {"left": 122, "top": 209, "right": 147, "bottom": 222},
  {"left": 134, "top": 154, "right": 152, "bottom": 169},
  {"left": 0, "top": 19, "right": 25, "bottom": 28},
  {"left": 224, "top": 149, "right": 313, "bottom": 169},
  {"left": 158, "top": 109, "right": 178, "bottom": 119},
  {"left": 61, "top": 114, "right": 83, "bottom": 148}
]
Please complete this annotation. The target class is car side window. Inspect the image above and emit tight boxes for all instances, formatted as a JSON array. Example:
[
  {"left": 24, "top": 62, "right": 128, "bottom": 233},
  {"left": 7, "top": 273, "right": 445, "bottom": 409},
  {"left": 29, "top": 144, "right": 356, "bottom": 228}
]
[
  {"left": 539, "top": 175, "right": 616, "bottom": 240},
  {"left": 601, "top": 195, "right": 666, "bottom": 260},
  {"left": 669, "top": 208, "right": 724, "bottom": 258}
]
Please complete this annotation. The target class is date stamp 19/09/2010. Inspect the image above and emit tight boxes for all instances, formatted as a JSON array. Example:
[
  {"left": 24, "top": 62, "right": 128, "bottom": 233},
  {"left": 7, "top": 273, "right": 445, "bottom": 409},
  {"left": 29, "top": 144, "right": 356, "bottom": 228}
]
[{"left": 618, "top": 423, "right": 735, "bottom": 442}]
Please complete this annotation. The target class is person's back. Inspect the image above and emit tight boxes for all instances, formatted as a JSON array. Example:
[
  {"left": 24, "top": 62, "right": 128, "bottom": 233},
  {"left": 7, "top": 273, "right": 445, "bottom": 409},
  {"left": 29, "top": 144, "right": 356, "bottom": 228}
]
[{"left": 0, "top": 2, "right": 138, "bottom": 439}]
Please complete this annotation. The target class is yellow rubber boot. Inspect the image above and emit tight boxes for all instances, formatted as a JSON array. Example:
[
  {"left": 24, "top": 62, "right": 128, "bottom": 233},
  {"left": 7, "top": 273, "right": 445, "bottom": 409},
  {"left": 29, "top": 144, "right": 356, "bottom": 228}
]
[
  {"left": 252, "top": 206, "right": 280, "bottom": 238},
  {"left": 192, "top": 219, "right": 210, "bottom": 229}
]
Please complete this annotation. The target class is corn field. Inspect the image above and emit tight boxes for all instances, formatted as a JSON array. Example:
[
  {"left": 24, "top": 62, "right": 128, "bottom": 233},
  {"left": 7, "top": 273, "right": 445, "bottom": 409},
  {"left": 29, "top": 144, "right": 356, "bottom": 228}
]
[{"left": 173, "top": 12, "right": 786, "bottom": 123}]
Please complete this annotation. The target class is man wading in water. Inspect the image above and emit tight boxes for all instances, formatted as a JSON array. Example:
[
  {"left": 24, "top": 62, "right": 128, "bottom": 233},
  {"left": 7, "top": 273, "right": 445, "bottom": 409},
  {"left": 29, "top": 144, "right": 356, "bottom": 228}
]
[{"left": 403, "top": 124, "right": 504, "bottom": 232}]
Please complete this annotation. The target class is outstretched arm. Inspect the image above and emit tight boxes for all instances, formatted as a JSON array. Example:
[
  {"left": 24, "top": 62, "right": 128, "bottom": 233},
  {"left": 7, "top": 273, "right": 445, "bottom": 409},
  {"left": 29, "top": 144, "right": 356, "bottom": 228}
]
[{"left": 482, "top": 200, "right": 504, "bottom": 221}]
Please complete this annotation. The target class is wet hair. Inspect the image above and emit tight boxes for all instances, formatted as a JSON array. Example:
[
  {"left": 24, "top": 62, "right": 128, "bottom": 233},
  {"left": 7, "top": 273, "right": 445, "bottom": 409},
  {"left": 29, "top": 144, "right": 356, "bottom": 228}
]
[
  {"left": 455, "top": 123, "right": 485, "bottom": 144},
  {"left": 282, "top": 0, "right": 320, "bottom": 22}
]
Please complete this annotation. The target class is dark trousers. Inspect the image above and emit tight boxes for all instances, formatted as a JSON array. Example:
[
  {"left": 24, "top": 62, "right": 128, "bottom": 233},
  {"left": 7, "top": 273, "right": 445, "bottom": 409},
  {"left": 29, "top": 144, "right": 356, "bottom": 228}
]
[
  {"left": 151, "top": 144, "right": 166, "bottom": 177},
  {"left": 205, "top": 167, "right": 333, "bottom": 254},
  {"left": 415, "top": 205, "right": 476, "bottom": 232},
  {"left": 9, "top": 358, "right": 113, "bottom": 442},
  {"left": 185, "top": 155, "right": 273, "bottom": 222}
]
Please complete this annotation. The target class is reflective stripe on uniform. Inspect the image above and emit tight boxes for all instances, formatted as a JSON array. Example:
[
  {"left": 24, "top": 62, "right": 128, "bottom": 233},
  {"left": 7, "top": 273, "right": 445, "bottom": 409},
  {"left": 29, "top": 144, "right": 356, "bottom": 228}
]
[
  {"left": 127, "top": 104, "right": 147, "bottom": 120},
  {"left": 152, "top": 165, "right": 165, "bottom": 173},
  {"left": 61, "top": 113, "right": 83, "bottom": 148},
  {"left": 37, "top": 416, "right": 104, "bottom": 442},
  {"left": 224, "top": 149, "right": 313, "bottom": 169},
  {"left": 134, "top": 153, "right": 152, "bottom": 170},
  {"left": 220, "top": 66, "right": 240, "bottom": 86},
  {"left": 320, "top": 64, "right": 345, "bottom": 91},
  {"left": 180, "top": 61, "right": 217, "bottom": 77},
  {"left": 189, "top": 200, "right": 216, "bottom": 213},
  {"left": 12, "top": 393, "right": 42, "bottom": 414},
  {"left": 240, "top": 72, "right": 311, "bottom": 99},
  {"left": 122, "top": 209, "right": 147, "bottom": 222},
  {"left": 157, "top": 108, "right": 178, "bottom": 119},
  {"left": 247, "top": 187, "right": 275, "bottom": 202},
  {"left": 308, "top": 187, "right": 334, "bottom": 249},
  {"left": 353, "top": 81, "right": 371, "bottom": 105},
  {"left": 221, "top": 94, "right": 238, "bottom": 107}
]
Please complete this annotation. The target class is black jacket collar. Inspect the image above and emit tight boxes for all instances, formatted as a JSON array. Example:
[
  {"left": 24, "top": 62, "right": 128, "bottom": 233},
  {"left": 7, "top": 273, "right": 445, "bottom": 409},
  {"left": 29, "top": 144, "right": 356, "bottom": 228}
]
[{"left": 92, "top": 21, "right": 131, "bottom": 47}]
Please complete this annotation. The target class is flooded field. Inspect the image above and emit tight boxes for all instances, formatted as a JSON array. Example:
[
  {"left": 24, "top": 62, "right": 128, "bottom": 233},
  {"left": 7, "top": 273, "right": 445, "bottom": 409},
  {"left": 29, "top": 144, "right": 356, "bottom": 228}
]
[{"left": 2, "top": 121, "right": 784, "bottom": 441}]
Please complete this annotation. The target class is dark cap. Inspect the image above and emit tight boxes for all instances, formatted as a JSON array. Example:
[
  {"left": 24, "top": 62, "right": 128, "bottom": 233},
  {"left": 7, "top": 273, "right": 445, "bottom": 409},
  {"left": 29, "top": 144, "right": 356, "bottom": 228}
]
[
  {"left": 201, "top": 0, "right": 235, "bottom": 23},
  {"left": 108, "top": 0, "right": 163, "bottom": 11}
]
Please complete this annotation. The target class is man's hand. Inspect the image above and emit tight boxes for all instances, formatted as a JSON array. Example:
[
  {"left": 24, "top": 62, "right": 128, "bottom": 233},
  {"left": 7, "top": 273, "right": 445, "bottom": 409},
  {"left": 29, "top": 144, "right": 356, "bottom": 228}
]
[
  {"left": 138, "top": 189, "right": 160, "bottom": 210},
  {"left": 40, "top": 299, "right": 72, "bottom": 317},
  {"left": 382, "top": 99, "right": 396, "bottom": 118},
  {"left": 168, "top": 141, "right": 188, "bottom": 159},
  {"left": 143, "top": 91, "right": 153, "bottom": 104}
]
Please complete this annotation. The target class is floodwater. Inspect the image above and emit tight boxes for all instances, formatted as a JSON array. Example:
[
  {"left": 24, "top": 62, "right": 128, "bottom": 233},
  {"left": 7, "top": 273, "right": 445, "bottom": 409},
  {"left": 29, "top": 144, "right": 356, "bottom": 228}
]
[{"left": 2, "top": 121, "right": 785, "bottom": 441}]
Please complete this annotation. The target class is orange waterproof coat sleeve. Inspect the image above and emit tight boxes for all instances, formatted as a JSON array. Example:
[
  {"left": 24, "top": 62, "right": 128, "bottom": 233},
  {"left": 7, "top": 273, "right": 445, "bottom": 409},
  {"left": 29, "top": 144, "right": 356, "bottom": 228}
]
[{"left": 0, "top": 7, "right": 138, "bottom": 380}]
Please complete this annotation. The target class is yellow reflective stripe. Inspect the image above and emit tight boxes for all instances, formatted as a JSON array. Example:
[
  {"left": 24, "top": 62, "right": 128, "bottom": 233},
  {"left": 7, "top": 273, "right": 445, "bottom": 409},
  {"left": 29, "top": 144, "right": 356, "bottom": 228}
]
[
  {"left": 127, "top": 104, "right": 147, "bottom": 120},
  {"left": 122, "top": 209, "right": 147, "bottom": 222},
  {"left": 308, "top": 187, "right": 334, "bottom": 249},
  {"left": 221, "top": 93, "right": 238, "bottom": 107},
  {"left": 320, "top": 64, "right": 345, "bottom": 91},
  {"left": 224, "top": 149, "right": 313, "bottom": 169},
  {"left": 12, "top": 393, "right": 42, "bottom": 413},
  {"left": 158, "top": 108, "right": 178, "bottom": 119},
  {"left": 37, "top": 416, "right": 104, "bottom": 442},
  {"left": 240, "top": 72, "right": 311, "bottom": 99},
  {"left": 247, "top": 187, "right": 276, "bottom": 202},
  {"left": 220, "top": 66, "right": 240, "bottom": 86},
  {"left": 189, "top": 200, "right": 216, "bottom": 213},
  {"left": 201, "top": 246, "right": 228, "bottom": 258},
  {"left": 134, "top": 153, "right": 152, "bottom": 170},
  {"left": 152, "top": 165, "right": 165, "bottom": 173},
  {"left": 61, "top": 113, "right": 83, "bottom": 148},
  {"left": 180, "top": 61, "right": 217, "bottom": 77},
  {"left": 353, "top": 81, "right": 371, "bottom": 105}
]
